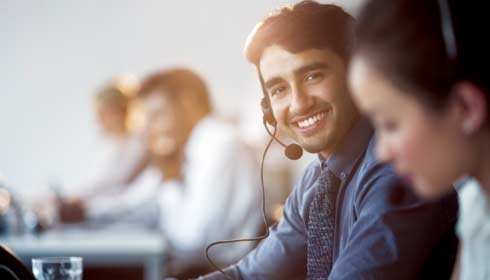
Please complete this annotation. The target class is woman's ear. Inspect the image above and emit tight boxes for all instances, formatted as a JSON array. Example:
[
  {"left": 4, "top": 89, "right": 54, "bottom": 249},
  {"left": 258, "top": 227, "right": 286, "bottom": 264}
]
[{"left": 450, "top": 82, "right": 487, "bottom": 134}]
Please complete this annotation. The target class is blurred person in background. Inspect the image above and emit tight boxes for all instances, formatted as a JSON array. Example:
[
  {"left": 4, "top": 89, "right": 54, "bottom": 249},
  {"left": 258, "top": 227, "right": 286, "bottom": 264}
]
[
  {"left": 348, "top": 0, "right": 490, "bottom": 278},
  {"left": 0, "top": 174, "right": 35, "bottom": 235},
  {"left": 43, "top": 76, "right": 161, "bottom": 227},
  {"left": 137, "top": 68, "right": 262, "bottom": 278},
  {"left": 200, "top": 1, "right": 458, "bottom": 279}
]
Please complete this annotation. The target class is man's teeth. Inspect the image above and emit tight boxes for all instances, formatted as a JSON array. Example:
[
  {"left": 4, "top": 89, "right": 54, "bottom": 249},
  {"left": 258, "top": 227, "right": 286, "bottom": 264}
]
[{"left": 297, "top": 112, "right": 326, "bottom": 128}]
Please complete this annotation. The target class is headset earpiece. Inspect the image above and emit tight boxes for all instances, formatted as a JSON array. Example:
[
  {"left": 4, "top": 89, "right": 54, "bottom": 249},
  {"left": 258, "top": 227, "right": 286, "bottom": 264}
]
[{"left": 260, "top": 97, "right": 277, "bottom": 127}]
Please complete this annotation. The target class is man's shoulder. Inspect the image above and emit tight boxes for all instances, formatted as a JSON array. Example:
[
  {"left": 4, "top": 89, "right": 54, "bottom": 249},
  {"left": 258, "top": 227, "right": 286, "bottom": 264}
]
[
  {"left": 349, "top": 138, "right": 401, "bottom": 205},
  {"left": 353, "top": 137, "right": 395, "bottom": 180}
]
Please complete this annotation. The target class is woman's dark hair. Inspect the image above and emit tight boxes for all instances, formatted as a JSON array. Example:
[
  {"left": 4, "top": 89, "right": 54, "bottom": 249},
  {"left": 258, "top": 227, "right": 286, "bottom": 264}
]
[
  {"left": 244, "top": 0, "right": 355, "bottom": 66},
  {"left": 355, "top": 0, "right": 489, "bottom": 111}
]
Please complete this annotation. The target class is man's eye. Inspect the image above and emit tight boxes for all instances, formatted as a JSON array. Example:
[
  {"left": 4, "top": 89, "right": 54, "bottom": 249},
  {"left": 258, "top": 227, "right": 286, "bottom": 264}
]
[
  {"left": 305, "top": 72, "right": 324, "bottom": 83},
  {"left": 269, "top": 85, "right": 288, "bottom": 97}
]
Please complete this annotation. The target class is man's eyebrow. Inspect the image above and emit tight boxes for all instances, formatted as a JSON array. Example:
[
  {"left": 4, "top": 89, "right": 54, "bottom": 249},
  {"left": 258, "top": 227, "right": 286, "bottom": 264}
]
[
  {"left": 295, "top": 62, "right": 329, "bottom": 76},
  {"left": 264, "top": 77, "right": 283, "bottom": 89},
  {"left": 263, "top": 62, "right": 329, "bottom": 89}
]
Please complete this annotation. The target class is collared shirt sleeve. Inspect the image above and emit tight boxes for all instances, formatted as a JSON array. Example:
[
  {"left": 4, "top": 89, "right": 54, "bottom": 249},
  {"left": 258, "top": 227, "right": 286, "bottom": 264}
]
[{"left": 330, "top": 166, "right": 457, "bottom": 279}]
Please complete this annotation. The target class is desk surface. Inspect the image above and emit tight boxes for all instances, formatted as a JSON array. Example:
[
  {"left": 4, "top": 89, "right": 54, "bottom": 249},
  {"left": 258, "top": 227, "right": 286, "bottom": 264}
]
[
  {"left": 1, "top": 227, "right": 166, "bottom": 256},
  {"left": 0, "top": 225, "right": 167, "bottom": 280}
]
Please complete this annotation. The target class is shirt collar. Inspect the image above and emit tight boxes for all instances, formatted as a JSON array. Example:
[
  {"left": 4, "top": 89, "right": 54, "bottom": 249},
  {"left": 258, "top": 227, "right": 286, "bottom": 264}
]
[{"left": 317, "top": 117, "right": 373, "bottom": 181}]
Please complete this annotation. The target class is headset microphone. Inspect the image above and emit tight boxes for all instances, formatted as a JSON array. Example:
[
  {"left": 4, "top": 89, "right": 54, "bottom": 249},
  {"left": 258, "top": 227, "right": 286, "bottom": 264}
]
[
  {"left": 258, "top": 70, "right": 303, "bottom": 160},
  {"left": 262, "top": 116, "right": 303, "bottom": 160},
  {"left": 285, "top": 143, "right": 303, "bottom": 160}
]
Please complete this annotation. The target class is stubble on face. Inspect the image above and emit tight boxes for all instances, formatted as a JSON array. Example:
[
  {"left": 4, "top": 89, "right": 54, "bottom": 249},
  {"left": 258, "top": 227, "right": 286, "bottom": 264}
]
[{"left": 260, "top": 45, "right": 359, "bottom": 157}]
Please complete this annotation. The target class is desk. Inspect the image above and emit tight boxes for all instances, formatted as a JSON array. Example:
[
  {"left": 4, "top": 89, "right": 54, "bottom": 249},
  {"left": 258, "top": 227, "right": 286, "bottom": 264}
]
[{"left": 0, "top": 227, "right": 167, "bottom": 280}]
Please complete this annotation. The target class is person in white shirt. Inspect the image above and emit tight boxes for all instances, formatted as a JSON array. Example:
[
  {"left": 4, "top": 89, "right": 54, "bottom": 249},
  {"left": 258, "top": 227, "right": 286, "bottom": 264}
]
[
  {"left": 137, "top": 68, "right": 262, "bottom": 277},
  {"left": 57, "top": 76, "right": 159, "bottom": 225}
]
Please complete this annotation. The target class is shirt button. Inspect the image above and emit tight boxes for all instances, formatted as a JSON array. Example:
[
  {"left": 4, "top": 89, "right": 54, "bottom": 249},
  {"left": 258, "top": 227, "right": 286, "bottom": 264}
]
[{"left": 340, "top": 172, "right": 346, "bottom": 179}]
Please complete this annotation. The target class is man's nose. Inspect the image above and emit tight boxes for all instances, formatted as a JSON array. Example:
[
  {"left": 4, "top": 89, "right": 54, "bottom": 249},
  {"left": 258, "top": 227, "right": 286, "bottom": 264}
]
[{"left": 290, "top": 85, "right": 313, "bottom": 115}]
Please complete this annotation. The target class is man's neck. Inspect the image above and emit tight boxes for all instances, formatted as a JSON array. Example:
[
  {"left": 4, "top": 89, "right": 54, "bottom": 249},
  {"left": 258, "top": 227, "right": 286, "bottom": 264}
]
[{"left": 319, "top": 114, "right": 361, "bottom": 159}]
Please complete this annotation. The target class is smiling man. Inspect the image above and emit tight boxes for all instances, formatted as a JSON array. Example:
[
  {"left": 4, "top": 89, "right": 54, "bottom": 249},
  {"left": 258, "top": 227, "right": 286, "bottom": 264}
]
[
  {"left": 199, "top": 1, "right": 458, "bottom": 279},
  {"left": 259, "top": 46, "right": 358, "bottom": 158}
]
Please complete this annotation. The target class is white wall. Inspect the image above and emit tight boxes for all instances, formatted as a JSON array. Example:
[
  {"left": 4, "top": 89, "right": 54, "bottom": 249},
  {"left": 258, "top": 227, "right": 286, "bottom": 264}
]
[{"left": 0, "top": 0, "right": 363, "bottom": 194}]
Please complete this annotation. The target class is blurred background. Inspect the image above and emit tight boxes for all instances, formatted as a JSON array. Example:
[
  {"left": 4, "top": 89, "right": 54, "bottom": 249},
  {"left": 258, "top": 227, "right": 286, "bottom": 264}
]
[{"left": 0, "top": 0, "right": 362, "bottom": 195}]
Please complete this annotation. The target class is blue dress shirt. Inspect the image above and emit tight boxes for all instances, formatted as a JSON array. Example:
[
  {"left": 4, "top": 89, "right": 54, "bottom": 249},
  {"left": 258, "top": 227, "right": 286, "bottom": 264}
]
[{"left": 200, "top": 118, "right": 458, "bottom": 279}]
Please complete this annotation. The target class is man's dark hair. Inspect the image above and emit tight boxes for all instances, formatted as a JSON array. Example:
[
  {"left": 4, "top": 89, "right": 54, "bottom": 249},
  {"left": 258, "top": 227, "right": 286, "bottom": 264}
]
[
  {"left": 138, "top": 68, "right": 212, "bottom": 114},
  {"left": 244, "top": 0, "right": 355, "bottom": 66}
]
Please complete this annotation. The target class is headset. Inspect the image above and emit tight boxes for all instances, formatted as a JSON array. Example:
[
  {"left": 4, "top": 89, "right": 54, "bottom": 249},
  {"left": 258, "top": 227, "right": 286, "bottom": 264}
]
[
  {"left": 261, "top": 97, "right": 303, "bottom": 161},
  {"left": 437, "top": 0, "right": 457, "bottom": 63},
  {"left": 258, "top": 71, "right": 304, "bottom": 161},
  {"left": 204, "top": 71, "right": 304, "bottom": 279}
]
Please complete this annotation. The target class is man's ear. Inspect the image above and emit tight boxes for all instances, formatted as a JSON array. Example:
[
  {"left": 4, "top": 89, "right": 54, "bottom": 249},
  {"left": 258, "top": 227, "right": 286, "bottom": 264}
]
[{"left": 450, "top": 82, "right": 488, "bottom": 134}]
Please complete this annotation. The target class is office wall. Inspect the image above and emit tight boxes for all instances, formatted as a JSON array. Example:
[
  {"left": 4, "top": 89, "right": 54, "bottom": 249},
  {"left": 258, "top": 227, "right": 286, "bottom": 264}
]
[{"left": 0, "top": 0, "right": 363, "bottom": 195}]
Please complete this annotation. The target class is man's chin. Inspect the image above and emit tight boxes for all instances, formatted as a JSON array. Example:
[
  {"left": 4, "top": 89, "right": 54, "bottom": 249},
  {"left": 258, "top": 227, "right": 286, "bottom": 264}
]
[
  {"left": 291, "top": 129, "right": 332, "bottom": 150},
  {"left": 297, "top": 141, "right": 328, "bottom": 154}
]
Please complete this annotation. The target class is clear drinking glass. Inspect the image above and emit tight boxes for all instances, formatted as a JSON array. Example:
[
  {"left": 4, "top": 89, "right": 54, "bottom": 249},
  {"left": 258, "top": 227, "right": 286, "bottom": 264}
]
[{"left": 32, "top": 257, "right": 83, "bottom": 280}]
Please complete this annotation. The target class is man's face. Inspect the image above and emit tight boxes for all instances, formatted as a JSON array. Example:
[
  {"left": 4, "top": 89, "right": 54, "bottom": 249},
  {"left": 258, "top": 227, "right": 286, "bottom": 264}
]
[{"left": 259, "top": 45, "right": 359, "bottom": 157}]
